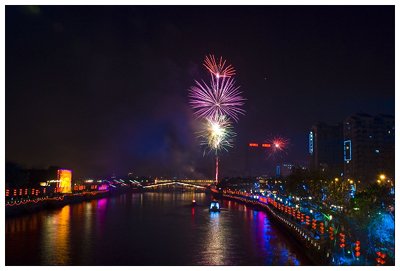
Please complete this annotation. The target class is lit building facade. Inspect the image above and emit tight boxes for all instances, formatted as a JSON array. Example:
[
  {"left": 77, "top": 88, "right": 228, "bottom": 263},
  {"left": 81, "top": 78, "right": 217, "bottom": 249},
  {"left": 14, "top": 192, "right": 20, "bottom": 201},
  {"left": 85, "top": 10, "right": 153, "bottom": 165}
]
[
  {"left": 310, "top": 113, "right": 394, "bottom": 191},
  {"left": 343, "top": 113, "right": 395, "bottom": 189},
  {"left": 309, "top": 122, "right": 344, "bottom": 173},
  {"left": 57, "top": 169, "right": 73, "bottom": 193},
  {"left": 281, "top": 163, "right": 294, "bottom": 177}
]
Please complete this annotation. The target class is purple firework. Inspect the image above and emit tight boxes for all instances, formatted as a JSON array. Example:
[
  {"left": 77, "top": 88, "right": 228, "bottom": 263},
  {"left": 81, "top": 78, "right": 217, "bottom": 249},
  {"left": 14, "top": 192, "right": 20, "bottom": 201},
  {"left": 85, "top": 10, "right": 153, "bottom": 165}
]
[{"left": 188, "top": 74, "right": 246, "bottom": 122}]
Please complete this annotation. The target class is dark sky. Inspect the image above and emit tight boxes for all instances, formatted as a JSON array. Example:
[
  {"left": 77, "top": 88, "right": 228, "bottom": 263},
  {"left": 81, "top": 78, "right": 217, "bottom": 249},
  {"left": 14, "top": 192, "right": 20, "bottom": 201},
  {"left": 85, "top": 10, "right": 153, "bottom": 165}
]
[{"left": 5, "top": 5, "right": 395, "bottom": 179}]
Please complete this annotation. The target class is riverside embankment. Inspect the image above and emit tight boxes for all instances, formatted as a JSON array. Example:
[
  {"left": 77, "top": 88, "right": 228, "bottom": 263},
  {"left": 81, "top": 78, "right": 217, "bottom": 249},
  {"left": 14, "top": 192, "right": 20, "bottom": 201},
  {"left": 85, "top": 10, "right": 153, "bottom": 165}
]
[
  {"left": 5, "top": 186, "right": 135, "bottom": 217},
  {"left": 216, "top": 192, "right": 330, "bottom": 265}
]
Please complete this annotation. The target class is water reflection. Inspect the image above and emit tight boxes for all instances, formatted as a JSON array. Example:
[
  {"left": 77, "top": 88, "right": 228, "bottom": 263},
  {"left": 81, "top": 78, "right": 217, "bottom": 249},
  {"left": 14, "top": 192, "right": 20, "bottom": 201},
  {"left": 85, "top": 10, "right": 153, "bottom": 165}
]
[
  {"left": 41, "top": 205, "right": 71, "bottom": 265},
  {"left": 6, "top": 215, "right": 39, "bottom": 234},
  {"left": 253, "top": 209, "right": 301, "bottom": 265},
  {"left": 6, "top": 192, "right": 311, "bottom": 265}
]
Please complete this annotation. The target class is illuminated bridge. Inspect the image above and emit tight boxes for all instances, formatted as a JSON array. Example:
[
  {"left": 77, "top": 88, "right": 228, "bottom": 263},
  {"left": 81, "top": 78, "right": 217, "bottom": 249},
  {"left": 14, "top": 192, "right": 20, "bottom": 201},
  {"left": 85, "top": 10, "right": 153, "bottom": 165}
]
[{"left": 142, "top": 180, "right": 215, "bottom": 189}]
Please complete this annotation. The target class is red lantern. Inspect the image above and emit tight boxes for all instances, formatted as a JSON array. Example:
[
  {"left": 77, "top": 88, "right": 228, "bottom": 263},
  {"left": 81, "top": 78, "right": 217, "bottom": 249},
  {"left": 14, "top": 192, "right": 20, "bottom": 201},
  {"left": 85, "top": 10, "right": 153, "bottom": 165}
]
[
  {"left": 381, "top": 254, "right": 386, "bottom": 259},
  {"left": 329, "top": 227, "right": 334, "bottom": 239},
  {"left": 355, "top": 252, "right": 361, "bottom": 257},
  {"left": 339, "top": 232, "right": 345, "bottom": 248},
  {"left": 355, "top": 247, "right": 360, "bottom": 251}
]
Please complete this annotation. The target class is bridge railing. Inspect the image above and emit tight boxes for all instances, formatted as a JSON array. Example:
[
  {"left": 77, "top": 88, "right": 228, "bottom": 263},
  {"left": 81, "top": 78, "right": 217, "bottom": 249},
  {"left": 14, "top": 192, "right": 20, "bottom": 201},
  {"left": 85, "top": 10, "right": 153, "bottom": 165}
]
[
  {"left": 143, "top": 180, "right": 214, "bottom": 189},
  {"left": 155, "top": 180, "right": 215, "bottom": 184}
]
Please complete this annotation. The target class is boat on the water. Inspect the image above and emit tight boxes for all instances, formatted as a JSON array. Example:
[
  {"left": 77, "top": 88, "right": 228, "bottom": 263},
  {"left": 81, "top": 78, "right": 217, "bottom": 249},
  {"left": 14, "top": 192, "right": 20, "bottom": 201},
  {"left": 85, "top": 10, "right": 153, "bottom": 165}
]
[{"left": 209, "top": 200, "right": 220, "bottom": 211}]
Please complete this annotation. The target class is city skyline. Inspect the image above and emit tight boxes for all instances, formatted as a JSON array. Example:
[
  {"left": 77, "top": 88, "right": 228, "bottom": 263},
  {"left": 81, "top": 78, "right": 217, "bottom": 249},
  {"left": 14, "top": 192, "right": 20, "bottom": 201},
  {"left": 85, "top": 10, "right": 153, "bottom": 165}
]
[{"left": 5, "top": 5, "right": 395, "bottom": 179}]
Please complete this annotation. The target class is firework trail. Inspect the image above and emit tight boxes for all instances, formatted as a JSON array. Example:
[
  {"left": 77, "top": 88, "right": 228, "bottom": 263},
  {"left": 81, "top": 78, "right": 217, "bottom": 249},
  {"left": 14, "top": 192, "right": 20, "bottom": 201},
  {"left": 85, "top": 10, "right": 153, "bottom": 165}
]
[
  {"left": 188, "top": 74, "right": 245, "bottom": 122},
  {"left": 203, "top": 54, "right": 236, "bottom": 78},
  {"left": 198, "top": 115, "right": 236, "bottom": 155},
  {"left": 265, "top": 135, "right": 291, "bottom": 160}
]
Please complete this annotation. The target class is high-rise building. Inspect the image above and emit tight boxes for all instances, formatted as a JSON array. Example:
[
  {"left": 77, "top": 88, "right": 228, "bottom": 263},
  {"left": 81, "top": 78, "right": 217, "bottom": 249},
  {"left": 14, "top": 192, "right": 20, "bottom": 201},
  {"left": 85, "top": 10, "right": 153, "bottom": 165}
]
[
  {"left": 310, "top": 113, "right": 395, "bottom": 191},
  {"left": 280, "top": 163, "right": 294, "bottom": 177},
  {"left": 309, "top": 122, "right": 344, "bottom": 173},
  {"left": 343, "top": 113, "right": 395, "bottom": 190}
]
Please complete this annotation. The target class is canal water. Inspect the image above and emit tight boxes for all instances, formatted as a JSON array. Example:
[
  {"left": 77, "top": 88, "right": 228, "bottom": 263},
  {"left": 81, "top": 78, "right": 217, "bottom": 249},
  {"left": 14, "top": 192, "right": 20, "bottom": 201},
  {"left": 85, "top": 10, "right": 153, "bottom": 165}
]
[{"left": 6, "top": 190, "right": 312, "bottom": 265}]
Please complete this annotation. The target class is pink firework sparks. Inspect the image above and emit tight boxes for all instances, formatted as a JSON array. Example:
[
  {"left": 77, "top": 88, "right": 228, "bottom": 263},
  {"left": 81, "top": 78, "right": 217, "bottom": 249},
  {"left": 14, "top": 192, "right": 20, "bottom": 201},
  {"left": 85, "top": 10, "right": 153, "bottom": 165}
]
[
  {"left": 265, "top": 135, "right": 290, "bottom": 160},
  {"left": 188, "top": 74, "right": 245, "bottom": 122},
  {"left": 203, "top": 55, "right": 236, "bottom": 78}
]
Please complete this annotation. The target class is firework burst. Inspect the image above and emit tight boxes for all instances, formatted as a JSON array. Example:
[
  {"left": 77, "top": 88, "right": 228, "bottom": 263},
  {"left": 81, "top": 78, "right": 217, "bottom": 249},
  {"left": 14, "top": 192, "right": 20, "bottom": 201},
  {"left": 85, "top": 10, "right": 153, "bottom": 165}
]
[
  {"left": 198, "top": 115, "right": 236, "bottom": 155},
  {"left": 265, "top": 135, "right": 291, "bottom": 160},
  {"left": 188, "top": 55, "right": 243, "bottom": 183},
  {"left": 203, "top": 54, "right": 236, "bottom": 78},
  {"left": 188, "top": 74, "right": 245, "bottom": 122}
]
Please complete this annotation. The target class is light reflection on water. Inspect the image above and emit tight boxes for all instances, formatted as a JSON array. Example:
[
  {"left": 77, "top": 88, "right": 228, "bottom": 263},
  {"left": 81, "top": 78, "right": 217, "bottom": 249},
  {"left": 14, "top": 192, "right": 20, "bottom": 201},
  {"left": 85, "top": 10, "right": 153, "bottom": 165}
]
[
  {"left": 6, "top": 191, "right": 311, "bottom": 265},
  {"left": 41, "top": 205, "right": 72, "bottom": 265},
  {"left": 198, "top": 211, "right": 225, "bottom": 265}
]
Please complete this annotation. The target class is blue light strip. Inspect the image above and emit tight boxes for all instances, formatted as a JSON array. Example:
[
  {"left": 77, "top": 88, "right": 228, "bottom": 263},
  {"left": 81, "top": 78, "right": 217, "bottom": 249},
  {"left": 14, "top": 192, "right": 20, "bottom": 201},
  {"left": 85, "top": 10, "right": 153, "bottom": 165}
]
[
  {"left": 309, "top": 132, "right": 314, "bottom": 153},
  {"left": 344, "top": 140, "right": 351, "bottom": 161}
]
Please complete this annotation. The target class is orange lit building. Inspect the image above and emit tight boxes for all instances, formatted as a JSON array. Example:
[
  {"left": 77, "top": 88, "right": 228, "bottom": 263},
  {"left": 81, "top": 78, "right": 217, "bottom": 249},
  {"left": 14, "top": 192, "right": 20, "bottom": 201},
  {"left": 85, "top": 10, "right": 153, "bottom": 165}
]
[{"left": 57, "top": 169, "right": 72, "bottom": 193}]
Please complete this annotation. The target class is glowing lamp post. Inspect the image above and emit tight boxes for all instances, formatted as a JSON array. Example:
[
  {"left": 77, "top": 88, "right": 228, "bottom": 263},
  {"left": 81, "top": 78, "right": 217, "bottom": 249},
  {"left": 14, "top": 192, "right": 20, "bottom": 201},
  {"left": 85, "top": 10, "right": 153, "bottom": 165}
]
[{"left": 378, "top": 174, "right": 386, "bottom": 185}]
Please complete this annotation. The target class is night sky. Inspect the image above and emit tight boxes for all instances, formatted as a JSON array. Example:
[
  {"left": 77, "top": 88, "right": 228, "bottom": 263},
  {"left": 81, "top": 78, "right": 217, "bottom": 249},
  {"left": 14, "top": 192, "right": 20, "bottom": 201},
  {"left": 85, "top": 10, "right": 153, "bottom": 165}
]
[{"left": 5, "top": 5, "right": 395, "bottom": 179}]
